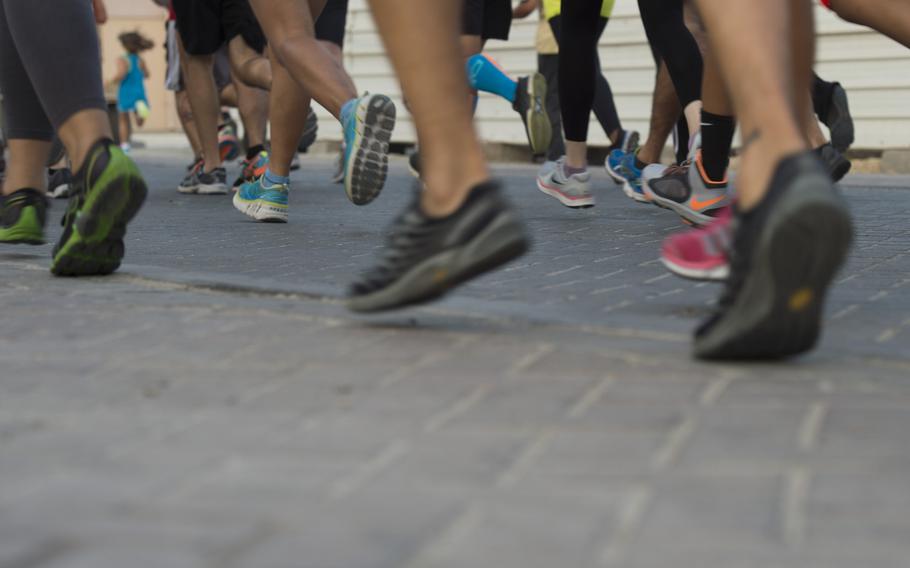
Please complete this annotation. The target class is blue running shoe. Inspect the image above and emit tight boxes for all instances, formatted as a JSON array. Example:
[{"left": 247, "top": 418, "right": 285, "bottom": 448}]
[
  {"left": 342, "top": 93, "right": 396, "bottom": 206},
  {"left": 614, "top": 152, "right": 648, "bottom": 203},
  {"left": 233, "top": 175, "right": 289, "bottom": 223},
  {"left": 605, "top": 149, "right": 628, "bottom": 185}
]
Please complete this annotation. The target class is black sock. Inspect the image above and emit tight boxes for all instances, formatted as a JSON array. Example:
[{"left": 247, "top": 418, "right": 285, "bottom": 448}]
[
  {"left": 634, "top": 156, "right": 647, "bottom": 170},
  {"left": 246, "top": 145, "right": 264, "bottom": 160},
  {"left": 700, "top": 110, "right": 735, "bottom": 182},
  {"left": 811, "top": 73, "right": 836, "bottom": 120},
  {"left": 675, "top": 116, "right": 689, "bottom": 165}
]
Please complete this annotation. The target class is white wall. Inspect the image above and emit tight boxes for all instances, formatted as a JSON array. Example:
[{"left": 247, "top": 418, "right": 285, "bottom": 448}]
[{"left": 317, "top": 1, "right": 910, "bottom": 150}]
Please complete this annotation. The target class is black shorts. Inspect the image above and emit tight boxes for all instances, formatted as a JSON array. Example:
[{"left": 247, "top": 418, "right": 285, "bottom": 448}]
[
  {"left": 315, "top": 0, "right": 348, "bottom": 49},
  {"left": 173, "top": 0, "right": 266, "bottom": 56},
  {"left": 462, "top": 0, "right": 511, "bottom": 41}
]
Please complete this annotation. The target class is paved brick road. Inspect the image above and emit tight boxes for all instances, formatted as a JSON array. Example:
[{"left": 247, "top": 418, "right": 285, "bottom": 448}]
[{"left": 0, "top": 150, "right": 908, "bottom": 568}]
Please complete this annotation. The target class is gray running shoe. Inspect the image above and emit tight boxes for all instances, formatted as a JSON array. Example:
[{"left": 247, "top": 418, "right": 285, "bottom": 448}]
[
  {"left": 197, "top": 167, "right": 228, "bottom": 195},
  {"left": 822, "top": 83, "right": 854, "bottom": 153},
  {"left": 348, "top": 181, "right": 529, "bottom": 313},
  {"left": 513, "top": 73, "right": 552, "bottom": 156},
  {"left": 536, "top": 158, "right": 594, "bottom": 209},
  {"left": 643, "top": 152, "right": 730, "bottom": 226},
  {"left": 814, "top": 143, "right": 851, "bottom": 182},
  {"left": 177, "top": 160, "right": 203, "bottom": 194},
  {"left": 695, "top": 152, "right": 853, "bottom": 360}
]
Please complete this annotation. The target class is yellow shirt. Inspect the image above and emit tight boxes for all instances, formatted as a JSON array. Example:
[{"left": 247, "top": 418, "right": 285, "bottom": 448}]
[
  {"left": 542, "top": 0, "right": 615, "bottom": 19},
  {"left": 536, "top": 12, "right": 559, "bottom": 54}
]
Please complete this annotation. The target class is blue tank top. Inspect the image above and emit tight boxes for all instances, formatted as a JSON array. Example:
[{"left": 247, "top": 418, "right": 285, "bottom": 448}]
[{"left": 118, "top": 53, "right": 146, "bottom": 104}]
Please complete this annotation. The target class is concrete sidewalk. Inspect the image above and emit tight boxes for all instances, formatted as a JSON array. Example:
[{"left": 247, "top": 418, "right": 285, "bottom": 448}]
[{"left": 0, "top": 149, "right": 908, "bottom": 568}]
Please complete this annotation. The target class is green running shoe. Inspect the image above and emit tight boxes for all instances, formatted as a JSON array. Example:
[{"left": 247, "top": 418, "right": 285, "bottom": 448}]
[
  {"left": 51, "top": 138, "right": 147, "bottom": 276},
  {"left": 0, "top": 188, "right": 48, "bottom": 245}
]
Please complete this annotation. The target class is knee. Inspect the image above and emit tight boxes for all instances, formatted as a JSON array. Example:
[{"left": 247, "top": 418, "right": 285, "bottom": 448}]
[{"left": 272, "top": 32, "right": 317, "bottom": 69}]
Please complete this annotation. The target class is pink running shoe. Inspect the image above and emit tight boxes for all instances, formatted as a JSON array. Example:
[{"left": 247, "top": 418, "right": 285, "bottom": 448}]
[{"left": 661, "top": 206, "right": 733, "bottom": 281}]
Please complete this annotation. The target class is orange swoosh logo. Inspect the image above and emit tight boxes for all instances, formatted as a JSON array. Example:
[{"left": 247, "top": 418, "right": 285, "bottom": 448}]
[{"left": 690, "top": 195, "right": 726, "bottom": 211}]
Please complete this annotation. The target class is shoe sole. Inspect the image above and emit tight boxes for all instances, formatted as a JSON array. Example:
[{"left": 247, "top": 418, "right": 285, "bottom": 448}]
[
  {"left": 177, "top": 186, "right": 199, "bottom": 194},
  {"left": 536, "top": 178, "right": 594, "bottom": 209},
  {"left": 694, "top": 179, "right": 853, "bottom": 360},
  {"left": 198, "top": 184, "right": 228, "bottom": 195},
  {"left": 345, "top": 94, "right": 396, "bottom": 206},
  {"left": 661, "top": 256, "right": 729, "bottom": 282},
  {"left": 828, "top": 85, "right": 854, "bottom": 153},
  {"left": 232, "top": 193, "right": 288, "bottom": 223},
  {"left": 524, "top": 73, "right": 552, "bottom": 156},
  {"left": 0, "top": 230, "right": 44, "bottom": 245},
  {"left": 51, "top": 166, "right": 147, "bottom": 276},
  {"left": 348, "top": 212, "right": 530, "bottom": 313},
  {"left": 622, "top": 181, "right": 650, "bottom": 204},
  {"left": 830, "top": 156, "right": 852, "bottom": 183}
]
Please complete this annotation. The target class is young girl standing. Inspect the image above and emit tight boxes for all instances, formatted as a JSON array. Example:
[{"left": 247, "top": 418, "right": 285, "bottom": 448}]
[{"left": 112, "top": 31, "right": 152, "bottom": 152}]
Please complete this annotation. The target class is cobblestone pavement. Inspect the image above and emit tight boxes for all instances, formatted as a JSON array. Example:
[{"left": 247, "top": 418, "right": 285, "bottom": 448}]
[{"left": 0, "top": 150, "right": 908, "bottom": 568}]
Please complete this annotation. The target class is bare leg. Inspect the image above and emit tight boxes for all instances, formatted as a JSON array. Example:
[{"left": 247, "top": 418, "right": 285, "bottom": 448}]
[
  {"left": 233, "top": 78, "right": 269, "bottom": 150},
  {"left": 250, "top": 0, "right": 355, "bottom": 118},
  {"left": 268, "top": 46, "right": 310, "bottom": 177},
  {"left": 694, "top": 0, "right": 807, "bottom": 210},
  {"left": 3, "top": 140, "right": 51, "bottom": 195},
  {"left": 118, "top": 113, "right": 130, "bottom": 146},
  {"left": 56, "top": 109, "right": 113, "bottom": 172},
  {"left": 366, "top": 0, "right": 487, "bottom": 216},
  {"left": 176, "top": 90, "right": 202, "bottom": 158},
  {"left": 829, "top": 0, "right": 910, "bottom": 48},
  {"left": 637, "top": 63, "right": 682, "bottom": 164},
  {"left": 228, "top": 35, "right": 272, "bottom": 90},
  {"left": 179, "top": 37, "right": 222, "bottom": 172}
]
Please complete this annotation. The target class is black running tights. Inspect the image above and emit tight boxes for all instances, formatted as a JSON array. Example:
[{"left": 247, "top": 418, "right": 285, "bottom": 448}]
[
  {"left": 638, "top": 0, "right": 702, "bottom": 108},
  {"left": 559, "top": 0, "right": 605, "bottom": 142}
]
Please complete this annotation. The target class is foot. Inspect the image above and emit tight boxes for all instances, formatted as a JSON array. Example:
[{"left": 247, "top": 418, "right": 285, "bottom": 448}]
[
  {"left": 348, "top": 181, "right": 529, "bottom": 313},
  {"left": 821, "top": 83, "right": 854, "bottom": 153},
  {"left": 513, "top": 73, "right": 552, "bottom": 156},
  {"left": 233, "top": 174, "right": 289, "bottom": 223},
  {"left": 606, "top": 150, "right": 648, "bottom": 203},
  {"left": 342, "top": 93, "right": 396, "bottom": 205},
  {"left": 661, "top": 206, "right": 732, "bottom": 281},
  {"left": 0, "top": 188, "right": 47, "bottom": 245},
  {"left": 177, "top": 158, "right": 204, "bottom": 194},
  {"left": 48, "top": 167, "right": 74, "bottom": 199},
  {"left": 694, "top": 152, "right": 853, "bottom": 360},
  {"left": 608, "top": 130, "right": 640, "bottom": 156},
  {"left": 51, "top": 139, "right": 147, "bottom": 276},
  {"left": 218, "top": 119, "right": 240, "bottom": 162},
  {"left": 643, "top": 151, "right": 731, "bottom": 226},
  {"left": 536, "top": 158, "right": 594, "bottom": 209},
  {"left": 198, "top": 167, "right": 228, "bottom": 195},
  {"left": 232, "top": 150, "right": 270, "bottom": 189},
  {"left": 815, "top": 143, "right": 851, "bottom": 182},
  {"left": 298, "top": 107, "right": 319, "bottom": 153}
]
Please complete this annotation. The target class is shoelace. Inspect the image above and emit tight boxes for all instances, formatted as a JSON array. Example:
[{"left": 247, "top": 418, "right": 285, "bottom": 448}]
[{"left": 661, "top": 158, "right": 692, "bottom": 178}]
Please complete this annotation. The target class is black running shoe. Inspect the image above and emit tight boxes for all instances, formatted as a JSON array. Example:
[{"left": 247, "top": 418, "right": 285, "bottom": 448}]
[
  {"left": 51, "top": 138, "right": 147, "bottom": 276},
  {"left": 0, "top": 188, "right": 47, "bottom": 245},
  {"left": 298, "top": 107, "right": 319, "bottom": 153},
  {"left": 48, "top": 167, "right": 74, "bottom": 199},
  {"left": 348, "top": 181, "right": 530, "bottom": 313},
  {"left": 694, "top": 151, "right": 853, "bottom": 360},
  {"left": 408, "top": 151, "right": 421, "bottom": 179},
  {"left": 197, "top": 167, "right": 228, "bottom": 195},
  {"left": 513, "top": 73, "right": 552, "bottom": 156},
  {"left": 821, "top": 83, "right": 854, "bottom": 153},
  {"left": 814, "top": 143, "right": 851, "bottom": 182}
]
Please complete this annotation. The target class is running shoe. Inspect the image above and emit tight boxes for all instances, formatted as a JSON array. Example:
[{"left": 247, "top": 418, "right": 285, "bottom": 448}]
[
  {"left": 815, "top": 143, "right": 851, "bottom": 182},
  {"left": 661, "top": 206, "right": 732, "bottom": 281},
  {"left": 290, "top": 152, "right": 301, "bottom": 172},
  {"left": 233, "top": 174, "right": 289, "bottom": 223},
  {"left": 298, "top": 107, "right": 319, "bottom": 153},
  {"left": 342, "top": 93, "right": 396, "bottom": 205},
  {"left": 536, "top": 158, "right": 594, "bottom": 209},
  {"left": 198, "top": 167, "right": 228, "bottom": 195},
  {"left": 643, "top": 151, "right": 731, "bottom": 226},
  {"left": 513, "top": 73, "right": 552, "bottom": 156},
  {"left": 821, "top": 82, "right": 854, "bottom": 153},
  {"left": 232, "top": 150, "right": 270, "bottom": 189},
  {"left": 694, "top": 152, "right": 853, "bottom": 360},
  {"left": 177, "top": 158, "right": 204, "bottom": 194},
  {"left": 0, "top": 188, "right": 47, "bottom": 245},
  {"left": 609, "top": 151, "right": 649, "bottom": 203},
  {"left": 331, "top": 143, "right": 346, "bottom": 183},
  {"left": 348, "top": 180, "right": 529, "bottom": 313},
  {"left": 609, "top": 129, "right": 640, "bottom": 155},
  {"left": 407, "top": 150, "right": 421, "bottom": 180},
  {"left": 51, "top": 138, "right": 147, "bottom": 276},
  {"left": 48, "top": 167, "right": 74, "bottom": 199},
  {"left": 219, "top": 114, "right": 240, "bottom": 162}
]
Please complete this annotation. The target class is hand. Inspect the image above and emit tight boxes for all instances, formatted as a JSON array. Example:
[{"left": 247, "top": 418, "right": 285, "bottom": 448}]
[{"left": 92, "top": 0, "right": 108, "bottom": 24}]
